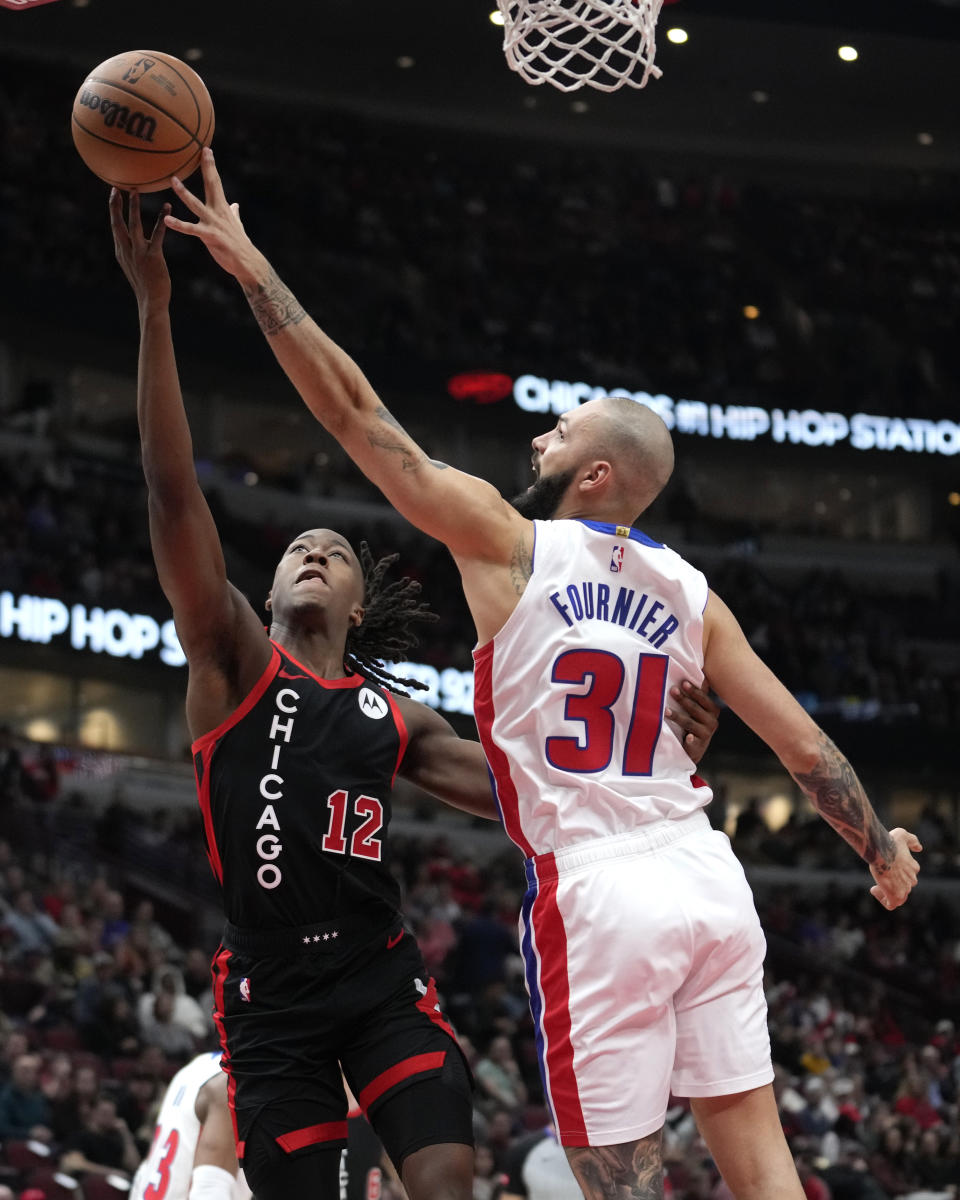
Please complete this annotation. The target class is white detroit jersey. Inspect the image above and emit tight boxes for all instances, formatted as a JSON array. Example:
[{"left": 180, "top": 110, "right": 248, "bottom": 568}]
[
  {"left": 474, "top": 519, "right": 713, "bottom": 857},
  {"left": 130, "top": 1051, "right": 250, "bottom": 1200}
]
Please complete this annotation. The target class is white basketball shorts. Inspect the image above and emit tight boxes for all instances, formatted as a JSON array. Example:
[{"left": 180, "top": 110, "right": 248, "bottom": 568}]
[{"left": 519, "top": 809, "right": 773, "bottom": 1147}]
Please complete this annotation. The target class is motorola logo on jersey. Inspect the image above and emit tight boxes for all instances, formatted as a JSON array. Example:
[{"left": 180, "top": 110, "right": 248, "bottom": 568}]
[{"left": 358, "top": 688, "right": 389, "bottom": 719}]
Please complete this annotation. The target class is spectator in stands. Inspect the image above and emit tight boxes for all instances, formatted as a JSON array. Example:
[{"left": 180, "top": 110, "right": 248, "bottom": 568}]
[
  {"left": 0, "top": 1053, "right": 53, "bottom": 1144},
  {"left": 137, "top": 965, "right": 209, "bottom": 1042},
  {"left": 473, "top": 1036, "right": 527, "bottom": 1120},
  {"left": 98, "top": 890, "right": 131, "bottom": 951},
  {"left": 139, "top": 991, "right": 197, "bottom": 1060},
  {"left": 49, "top": 1063, "right": 101, "bottom": 1145},
  {"left": 60, "top": 1094, "right": 139, "bottom": 1182},
  {"left": 2, "top": 891, "right": 59, "bottom": 960}
]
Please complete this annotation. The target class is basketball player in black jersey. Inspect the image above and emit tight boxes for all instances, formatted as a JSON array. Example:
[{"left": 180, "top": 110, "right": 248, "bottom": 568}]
[{"left": 109, "top": 188, "right": 723, "bottom": 1200}]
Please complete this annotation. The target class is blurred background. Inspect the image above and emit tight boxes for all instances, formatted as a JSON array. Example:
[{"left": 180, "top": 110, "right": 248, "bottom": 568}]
[{"left": 1, "top": 2, "right": 960, "bottom": 1197}]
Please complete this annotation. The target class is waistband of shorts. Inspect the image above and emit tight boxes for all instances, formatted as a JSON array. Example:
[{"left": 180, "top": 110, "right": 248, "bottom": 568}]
[
  {"left": 221, "top": 912, "right": 402, "bottom": 957},
  {"left": 524, "top": 809, "right": 712, "bottom": 886}
]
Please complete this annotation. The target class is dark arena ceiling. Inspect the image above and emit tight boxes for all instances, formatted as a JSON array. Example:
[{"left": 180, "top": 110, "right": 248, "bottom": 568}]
[{"left": 3, "top": 0, "right": 960, "bottom": 175}]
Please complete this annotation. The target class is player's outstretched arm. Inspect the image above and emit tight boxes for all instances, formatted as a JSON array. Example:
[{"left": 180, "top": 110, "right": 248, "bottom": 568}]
[
  {"left": 702, "top": 591, "right": 921, "bottom": 909},
  {"left": 395, "top": 696, "right": 499, "bottom": 820},
  {"left": 110, "top": 189, "right": 271, "bottom": 735},
  {"left": 164, "top": 150, "right": 522, "bottom": 565}
]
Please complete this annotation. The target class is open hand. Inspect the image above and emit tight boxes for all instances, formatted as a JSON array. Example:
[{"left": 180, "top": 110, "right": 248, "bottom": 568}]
[
  {"left": 109, "top": 188, "right": 171, "bottom": 308},
  {"left": 164, "top": 147, "right": 261, "bottom": 284},
  {"left": 869, "top": 827, "right": 922, "bottom": 909},
  {"left": 666, "top": 680, "right": 720, "bottom": 765}
]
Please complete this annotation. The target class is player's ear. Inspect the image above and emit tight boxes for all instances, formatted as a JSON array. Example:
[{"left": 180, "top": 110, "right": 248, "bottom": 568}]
[
  {"left": 265, "top": 591, "right": 272, "bottom": 612},
  {"left": 349, "top": 603, "right": 365, "bottom": 629},
  {"left": 580, "top": 460, "right": 612, "bottom": 492}
]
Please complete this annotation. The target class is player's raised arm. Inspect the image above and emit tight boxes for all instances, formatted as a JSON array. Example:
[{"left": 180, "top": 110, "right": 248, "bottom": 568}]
[
  {"left": 164, "top": 151, "right": 522, "bottom": 565},
  {"left": 702, "top": 590, "right": 921, "bottom": 908},
  {"left": 109, "top": 189, "right": 270, "bottom": 734}
]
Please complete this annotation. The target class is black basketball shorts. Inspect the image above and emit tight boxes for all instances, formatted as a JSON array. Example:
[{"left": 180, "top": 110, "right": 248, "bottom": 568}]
[{"left": 211, "top": 913, "right": 473, "bottom": 1169}]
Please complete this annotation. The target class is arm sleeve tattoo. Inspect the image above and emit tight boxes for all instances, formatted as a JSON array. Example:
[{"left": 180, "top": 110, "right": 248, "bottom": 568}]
[
  {"left": 242, "top": 268, "right": 306, "bottom": 335},
  {"left": 791, "top": 731, "right": 894, "bottom": 869}
]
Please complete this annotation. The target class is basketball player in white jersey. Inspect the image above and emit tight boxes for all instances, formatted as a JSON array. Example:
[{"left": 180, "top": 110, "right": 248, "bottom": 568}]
[
  {"left": 130, "top": 1052, "right": 250, "bottom": 1200},
  {"left": 163, "top": 151, "right": 921, "bottom": 1200}
]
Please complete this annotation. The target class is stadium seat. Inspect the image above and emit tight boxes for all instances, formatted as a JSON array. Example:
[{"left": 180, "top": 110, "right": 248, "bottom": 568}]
[
  {"left": 1, "top": 1140, "right": 53, "bottom": 1174},
  {"left": 24, "top": 1166, "right": 82, "bottom": 1200}
]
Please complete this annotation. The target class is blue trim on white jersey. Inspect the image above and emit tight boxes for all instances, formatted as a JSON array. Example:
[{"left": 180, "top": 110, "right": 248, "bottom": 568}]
[{"left": 579, "top": 519, "right": 664, "bottom": 549}]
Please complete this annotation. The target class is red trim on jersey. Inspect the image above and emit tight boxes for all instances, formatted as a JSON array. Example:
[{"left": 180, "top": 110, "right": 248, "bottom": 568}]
[
  {"left": 194, "top": 742, "right": 223, "bottom": 885},
  {"left": 473, "top": 641, "right": 534, "bottom": 858},
  {"left": 357, "top": 1051, "right": 446, "bottom": 1111},
  {"left": 191, "top": 647, "right": 281, "bottom": 760},
  {"left": 414, "top": 974, "right": 458, "bottom": 1041},
  {"left": 190, "top": 649, "right": 281, "bottom": 885},
  {"left": 531, "top": 864, "right": 587, "bottom": 1143},
  {"left": 690, "top": 773, "right": 708, "bottom": 789},
  {"left": 384, "top": 690, "right": 409, "bottom": 787},
  {"left": 276, "top": 1121, "right": 348, "bottom": 1152},
  {"left": 210, "top": 947, "right": 241, "bottom": 1152},
  {"left": 271, "top": 640, "right": 367, "bottom": 689}
]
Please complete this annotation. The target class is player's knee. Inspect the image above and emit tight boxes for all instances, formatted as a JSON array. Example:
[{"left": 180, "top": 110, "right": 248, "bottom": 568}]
[{"left": 401, "top": 1142, "right": 475, "bottom": 1200}]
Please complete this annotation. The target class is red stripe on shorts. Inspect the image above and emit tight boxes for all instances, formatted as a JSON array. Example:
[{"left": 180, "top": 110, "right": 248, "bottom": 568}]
[
  {"left": 357, "top": 1051, "right": 446, "bottom": 1111},
  {"left": 532, "top": 864, "right": 587, "bottom": 1142},
  {"left": 276, "top": 1121, "right": 349, "bottom": 1152},
  {"left": 210, "top": 946, "right": 240, "bottom": 1150}
]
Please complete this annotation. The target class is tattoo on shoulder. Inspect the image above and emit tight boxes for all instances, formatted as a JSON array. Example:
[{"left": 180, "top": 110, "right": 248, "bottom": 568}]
[
  {"left": 509, "top": 537, "right": 533, "bottom": 596},
  {"left": 792, "top": 731, "right": 894, "bottom": 867},
  {"left": 566, "top": 1133, "right": 663, "bottom": 1199},
  {"left": 242, "top": 268, "right": 306, "bottom": 335}
]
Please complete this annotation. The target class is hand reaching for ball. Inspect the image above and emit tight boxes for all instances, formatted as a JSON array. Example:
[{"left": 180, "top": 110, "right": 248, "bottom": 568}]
[
  {"left": 109, "top": 188, "right": 172, "bottom": 310},
  {"left": 164, "top": 149, "right": 268, "bottom": 289}
]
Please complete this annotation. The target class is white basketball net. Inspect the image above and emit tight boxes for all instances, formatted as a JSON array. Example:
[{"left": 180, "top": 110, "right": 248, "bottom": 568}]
[{"left": 498, "top": 0, "right": 665, "bottom": 93}]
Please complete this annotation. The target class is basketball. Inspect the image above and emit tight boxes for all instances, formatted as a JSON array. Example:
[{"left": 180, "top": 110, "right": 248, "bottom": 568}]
[{"left": 71, "top": 50, "right": 215, "bottom": 193}]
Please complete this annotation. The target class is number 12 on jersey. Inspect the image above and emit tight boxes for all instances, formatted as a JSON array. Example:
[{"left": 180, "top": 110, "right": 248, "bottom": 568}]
[{"left": 545, "top": 649, "right": 668, "bottom": 775}]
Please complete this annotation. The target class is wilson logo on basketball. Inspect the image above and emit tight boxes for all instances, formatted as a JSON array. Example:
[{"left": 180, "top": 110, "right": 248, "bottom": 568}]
[
  {"left": 77, "top": 90, "right": 157, "bottom": 142},
  {"left": 122, "top": 57, "right": 157, "bottom": 85}
]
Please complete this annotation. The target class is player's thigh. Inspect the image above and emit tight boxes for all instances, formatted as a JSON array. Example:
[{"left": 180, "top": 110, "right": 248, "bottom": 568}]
[
  {"left": 342, "top": 938, "right": 474, "bottom": 1170},
  {"left": 525, "top": 852, "right": 690, "bottom": 1144},
  {"left": 241, "top": 1116, "right": 343, "bottom": 1200},
  {"left": 671, "top": 830, "right": 772, "bottom": 1097}
]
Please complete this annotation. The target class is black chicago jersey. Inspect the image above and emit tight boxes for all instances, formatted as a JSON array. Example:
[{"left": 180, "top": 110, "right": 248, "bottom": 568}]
[{"left": 193, "top": 641, "right": 407, "bottom": 929}]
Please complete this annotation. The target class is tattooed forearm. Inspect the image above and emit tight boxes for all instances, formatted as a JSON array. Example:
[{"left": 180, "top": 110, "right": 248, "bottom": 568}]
[
  {"left": 509, "top": 537, "right": 533, "bottom": 596},
  {"left": 242, "top": 268, "right": 306, "bottom": 335},
  {"left": 565, "top": 1133, "right": 663, "bottom": 1199},
  {"left": 791, "top": 731, "right": 894, "bottom": 868}
]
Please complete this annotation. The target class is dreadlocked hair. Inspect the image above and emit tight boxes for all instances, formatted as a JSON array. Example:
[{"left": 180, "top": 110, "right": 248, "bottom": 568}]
[{"left": 344, "top": 541, "right": 439, "bottom": 696}]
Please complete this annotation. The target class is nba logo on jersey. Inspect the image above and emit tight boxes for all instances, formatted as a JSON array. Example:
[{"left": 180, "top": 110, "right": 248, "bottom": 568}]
[
  {"left": 610, "top": 545, "right": 624, "bottom": 573},
  {"left": 239, "top": 976, "right": 251, "bottom": 1003}
]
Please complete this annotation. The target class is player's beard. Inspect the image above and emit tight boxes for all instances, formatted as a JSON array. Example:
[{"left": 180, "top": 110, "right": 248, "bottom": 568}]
[{"left": 510, "top": 467, "right": 576, "bottom": 520}]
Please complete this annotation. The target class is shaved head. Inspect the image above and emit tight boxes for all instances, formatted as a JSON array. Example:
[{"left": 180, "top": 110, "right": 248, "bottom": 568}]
[{"left": 587, "top": 397, "right": 675, "bottom": 519}]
